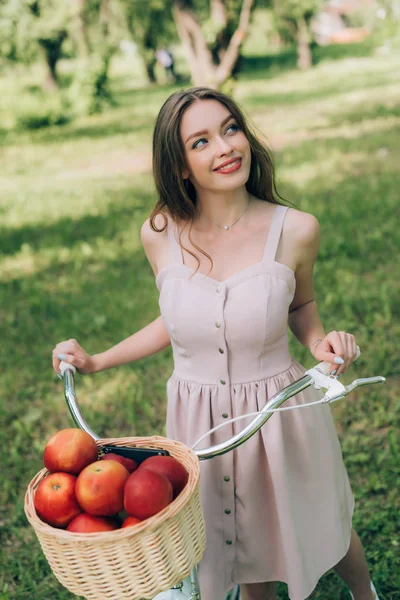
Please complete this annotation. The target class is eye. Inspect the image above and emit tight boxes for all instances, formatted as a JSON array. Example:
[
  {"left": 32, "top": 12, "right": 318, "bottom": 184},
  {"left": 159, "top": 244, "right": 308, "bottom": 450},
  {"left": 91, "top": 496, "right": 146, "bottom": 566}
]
[
  {"left": 226, "top": 123, "right": 239, "bottom": 134},
  {"left": 192, "top": 137, "right": 207, "bottom": 149}
]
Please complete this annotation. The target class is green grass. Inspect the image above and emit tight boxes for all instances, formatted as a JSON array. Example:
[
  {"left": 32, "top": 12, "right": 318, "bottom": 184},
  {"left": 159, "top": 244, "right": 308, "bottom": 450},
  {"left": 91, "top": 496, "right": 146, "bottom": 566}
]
[{"left": 1, "top": 43, "right": 400, "bottom": 599}]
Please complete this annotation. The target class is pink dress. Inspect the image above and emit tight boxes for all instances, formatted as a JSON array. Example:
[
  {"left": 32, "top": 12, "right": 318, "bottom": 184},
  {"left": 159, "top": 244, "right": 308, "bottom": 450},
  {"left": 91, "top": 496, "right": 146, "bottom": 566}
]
[{"left": 156, "top": 205, "right": 354, "bottom": 600}]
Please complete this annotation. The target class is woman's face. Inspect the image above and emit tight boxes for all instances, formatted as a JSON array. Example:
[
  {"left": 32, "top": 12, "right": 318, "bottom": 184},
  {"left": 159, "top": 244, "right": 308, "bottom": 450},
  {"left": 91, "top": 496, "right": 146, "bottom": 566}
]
[{"left": 180, "top": 99, "right": 251, "bottom": 194}]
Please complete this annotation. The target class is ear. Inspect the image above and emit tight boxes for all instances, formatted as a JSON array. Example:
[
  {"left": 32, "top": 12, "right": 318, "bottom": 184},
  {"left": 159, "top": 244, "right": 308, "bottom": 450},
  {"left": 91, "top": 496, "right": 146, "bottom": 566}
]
[{"left": 182, "top": 170, "right": 189, "bottom": 180}]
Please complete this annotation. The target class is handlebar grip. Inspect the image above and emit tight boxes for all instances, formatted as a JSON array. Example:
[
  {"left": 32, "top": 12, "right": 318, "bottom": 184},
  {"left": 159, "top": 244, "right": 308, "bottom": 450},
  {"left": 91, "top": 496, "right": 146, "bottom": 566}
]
[
  {"left": 59, "top": 360, "right": 76, "bottom": 376},
  {"left": 315, "top": 345, "right": 361, "bottom": 376}
]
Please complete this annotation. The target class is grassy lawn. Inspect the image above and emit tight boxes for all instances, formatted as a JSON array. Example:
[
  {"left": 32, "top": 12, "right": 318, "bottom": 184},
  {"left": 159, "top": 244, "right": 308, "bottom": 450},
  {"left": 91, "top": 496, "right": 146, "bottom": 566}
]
[{"left": 1, "top": 42, "right": 399, "bottom": 600}]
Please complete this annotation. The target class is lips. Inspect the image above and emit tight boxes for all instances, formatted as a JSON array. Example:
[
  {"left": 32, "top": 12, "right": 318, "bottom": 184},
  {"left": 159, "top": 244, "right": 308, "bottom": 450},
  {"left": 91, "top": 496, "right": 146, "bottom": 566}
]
[{"left": 214, "top": 157, "right": 242, "bottom": 173}]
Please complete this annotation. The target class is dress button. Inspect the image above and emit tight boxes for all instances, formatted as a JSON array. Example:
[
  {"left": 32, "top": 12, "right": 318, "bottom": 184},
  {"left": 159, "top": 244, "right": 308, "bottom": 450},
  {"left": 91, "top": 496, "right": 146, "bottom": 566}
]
[
  {"left": 215, "top": 322, "right": 221, "bottom": 328},
  {"left": 222, "top": 413, "right": 228, "bottom": 418},
  {"left": 216, "top": 285, "right": 221, "bottom": 293},
  {"left": 226, "top": 540, "right": 233, "bottom": 545},
  {"left": 224, "top": 476, "right": 230, "bottom": 482},
  {"left": 220, "top": 379, "right": 226, "bottom": 385},
  {"left": 224, "top": 509, "right": 231, "bottom": 514},
  {"left": 218, "top": 348, "right": 224, "bottom": 354}
]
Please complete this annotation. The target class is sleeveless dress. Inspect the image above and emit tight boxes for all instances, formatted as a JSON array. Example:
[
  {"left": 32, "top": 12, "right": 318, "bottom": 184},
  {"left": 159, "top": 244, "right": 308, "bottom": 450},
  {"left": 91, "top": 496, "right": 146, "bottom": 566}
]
[{"left": 156, "top": 205, "right": 354, "bottom": 600}]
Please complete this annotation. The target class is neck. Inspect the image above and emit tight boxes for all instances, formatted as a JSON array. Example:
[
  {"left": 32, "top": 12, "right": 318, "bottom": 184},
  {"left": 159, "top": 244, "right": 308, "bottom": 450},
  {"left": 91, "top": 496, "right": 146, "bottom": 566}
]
[{"left": 195, "top": 187, "right": 251, "bottom": 227}]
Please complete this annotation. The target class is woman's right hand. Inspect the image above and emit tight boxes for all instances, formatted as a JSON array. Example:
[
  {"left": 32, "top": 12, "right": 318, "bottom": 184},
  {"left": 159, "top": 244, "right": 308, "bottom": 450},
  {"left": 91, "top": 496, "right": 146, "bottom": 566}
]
[{"left": 52, "top": 339, "right": 97, "bottom": 376}]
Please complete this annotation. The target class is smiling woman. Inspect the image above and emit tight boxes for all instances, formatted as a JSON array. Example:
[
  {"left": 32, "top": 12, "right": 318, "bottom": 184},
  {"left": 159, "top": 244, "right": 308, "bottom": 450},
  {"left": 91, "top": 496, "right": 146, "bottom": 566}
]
[{"left": 52, "top": 87, "right": 377, "bottom": 600}]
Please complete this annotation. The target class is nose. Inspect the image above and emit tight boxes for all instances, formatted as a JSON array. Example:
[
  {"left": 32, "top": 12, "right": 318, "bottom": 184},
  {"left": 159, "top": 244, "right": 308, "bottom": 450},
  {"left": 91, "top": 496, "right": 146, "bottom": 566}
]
[{"left": 215, "top": 134, "right": 233, "bottom": 157}]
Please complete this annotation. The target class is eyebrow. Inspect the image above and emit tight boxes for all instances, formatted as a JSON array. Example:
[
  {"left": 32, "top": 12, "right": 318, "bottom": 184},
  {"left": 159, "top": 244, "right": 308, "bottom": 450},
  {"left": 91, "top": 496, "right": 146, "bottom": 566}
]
[{"left": 184, "top": 114, "right": 235, "bottom": 144}]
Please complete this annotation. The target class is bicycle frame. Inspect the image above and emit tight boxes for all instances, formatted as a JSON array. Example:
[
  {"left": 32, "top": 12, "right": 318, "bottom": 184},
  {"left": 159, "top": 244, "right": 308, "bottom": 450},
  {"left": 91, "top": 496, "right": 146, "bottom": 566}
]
[{"left": 59, "top": 357, "right": 385, "bottom": 600}]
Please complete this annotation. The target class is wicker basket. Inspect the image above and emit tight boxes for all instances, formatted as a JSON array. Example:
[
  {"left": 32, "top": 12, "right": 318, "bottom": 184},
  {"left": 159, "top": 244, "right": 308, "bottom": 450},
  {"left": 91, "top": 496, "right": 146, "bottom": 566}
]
[{"left": 24, "top": 436, "right": 206, "bottom": 600}]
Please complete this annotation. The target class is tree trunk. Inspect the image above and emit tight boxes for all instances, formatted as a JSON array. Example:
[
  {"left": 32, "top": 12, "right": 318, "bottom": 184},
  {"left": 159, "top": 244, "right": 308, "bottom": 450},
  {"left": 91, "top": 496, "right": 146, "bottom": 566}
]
[
  {"left": 172, "top": 0, "right": 254, "bottom": 89},
  {"left": 215, "top": 0, "right": 254, "bottom": 87},
  {"left": 143, "top": 53, "right": 157, "bottom": 83},
  {"left": 72, "top": 0, "right": 90, "bottom": 60},
  {"left": 211, "top": 0, "right": 227, "bottom": 28},
  {"left": 172, "top": 0, "right": 215, "bottom": 86},
  {"left": 38, "top": 32, "right": 67, "bottom": 91},
  {"left": 296, "top": 16, "right": 312, "bottom": 70}
]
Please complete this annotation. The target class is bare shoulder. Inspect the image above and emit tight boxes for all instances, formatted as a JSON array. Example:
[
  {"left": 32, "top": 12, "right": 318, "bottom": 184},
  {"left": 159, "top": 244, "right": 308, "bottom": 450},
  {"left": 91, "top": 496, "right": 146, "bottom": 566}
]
[
  {"left": 140, "top": 212, "right": 169, "bottom": 275},
  {"left": 140, "top": 213, "right": 168, "bottom": 246},
  {"left": 285, "top": 207, "right": 320, "bottom": 248}
]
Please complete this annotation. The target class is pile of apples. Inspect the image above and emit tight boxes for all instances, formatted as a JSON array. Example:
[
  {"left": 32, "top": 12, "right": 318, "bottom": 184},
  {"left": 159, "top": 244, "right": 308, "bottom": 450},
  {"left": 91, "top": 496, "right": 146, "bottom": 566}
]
[{"left": 34, "top": 429, "right": 189, "bottom": 533}]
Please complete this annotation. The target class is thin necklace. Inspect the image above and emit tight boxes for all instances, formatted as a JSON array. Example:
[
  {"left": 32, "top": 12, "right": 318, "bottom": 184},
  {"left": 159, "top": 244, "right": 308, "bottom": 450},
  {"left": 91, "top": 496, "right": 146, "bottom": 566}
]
[{"left": 200, "top": 199, "right": 251, "bottom": 231}]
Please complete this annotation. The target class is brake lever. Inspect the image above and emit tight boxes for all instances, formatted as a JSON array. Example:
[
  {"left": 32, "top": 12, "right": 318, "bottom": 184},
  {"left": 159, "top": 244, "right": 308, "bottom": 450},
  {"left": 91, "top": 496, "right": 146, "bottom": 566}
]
[
  {"left": 322, "top": 376, "right": 386, "bottom": 404},
  {"left": 345, "top": 376, "right": 386, "bottom": 393}
]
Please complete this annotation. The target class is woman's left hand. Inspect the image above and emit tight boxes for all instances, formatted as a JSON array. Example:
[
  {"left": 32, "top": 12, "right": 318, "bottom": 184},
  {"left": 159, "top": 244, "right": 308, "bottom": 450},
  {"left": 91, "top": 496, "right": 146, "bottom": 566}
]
[{"left": 312, "top": 331, "right": 358, "bottom": 376}]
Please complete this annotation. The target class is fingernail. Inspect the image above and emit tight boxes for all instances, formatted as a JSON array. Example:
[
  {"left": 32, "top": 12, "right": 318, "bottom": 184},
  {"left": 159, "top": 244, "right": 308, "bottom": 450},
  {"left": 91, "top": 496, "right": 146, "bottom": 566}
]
[
  {"left": 338, "top": 374, "right": 343, "bottom": 379},
  {"left": 334, "top": 357, "right": 344, "bottom": 365},
  {"left": 57, "top": 373, "right": 63, "bottom": 380},
  {"left": 57, "top": 354, "right": 67, "bottom": 360},
  {"left": 331, "top": 369, "right": 337, "bottom": 376}
]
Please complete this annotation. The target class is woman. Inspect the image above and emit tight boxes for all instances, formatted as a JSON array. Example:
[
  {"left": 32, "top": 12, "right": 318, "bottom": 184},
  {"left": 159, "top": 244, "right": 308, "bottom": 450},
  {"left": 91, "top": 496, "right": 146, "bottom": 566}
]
[{"left": 52, "top": 87, "right": 378, "bottom": 600}]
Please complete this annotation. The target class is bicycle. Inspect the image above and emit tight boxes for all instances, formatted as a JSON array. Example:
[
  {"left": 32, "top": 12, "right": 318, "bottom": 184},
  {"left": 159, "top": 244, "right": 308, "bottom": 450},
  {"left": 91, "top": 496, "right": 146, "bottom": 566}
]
[
  {"left": 51, "top": 349, "right": 385, "bottom": 600},
  {"left": 25, "top": 349, "right": 386, "bottom": 600}
]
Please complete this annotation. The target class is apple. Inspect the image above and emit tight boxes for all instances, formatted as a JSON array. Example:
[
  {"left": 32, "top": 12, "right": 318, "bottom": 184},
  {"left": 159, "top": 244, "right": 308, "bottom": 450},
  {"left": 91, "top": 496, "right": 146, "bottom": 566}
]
[
  {"left": 67, "top": 514, "right": 119, "bottom": 533},
  {"left": 76, "top": 460, "right": 129, "bottom": 516},
  {"left": 124, "top": 469, "right": 173, "bottom": 520},
  {"left": 44, "top": 428, "right": 98, "bottom": 475},
  {"left": 121, "top": 516, "right": 142, "bottom": 528},
  {"left": 34, "top": 472, "right": 81, "bottom": 528},
  {"left": 100, "top": 453, "right": 138, "bottom": 473},
  {"left": 139, "top": 456, "right": 189, "bottom": 498}
]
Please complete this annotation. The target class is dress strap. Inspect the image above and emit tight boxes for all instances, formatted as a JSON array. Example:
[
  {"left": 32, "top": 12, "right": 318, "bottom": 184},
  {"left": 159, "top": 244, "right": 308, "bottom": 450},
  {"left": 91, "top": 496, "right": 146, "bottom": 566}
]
[
  {"left": 166, "top": 215, "right": 184, "bottom": 264},
  {"left": 262, "top": 205, "right": 289, "bottom": 262}
]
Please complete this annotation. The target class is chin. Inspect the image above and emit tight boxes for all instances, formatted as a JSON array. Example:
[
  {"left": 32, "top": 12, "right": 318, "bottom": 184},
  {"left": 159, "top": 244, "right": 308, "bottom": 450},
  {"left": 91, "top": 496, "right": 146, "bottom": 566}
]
[{"left": 214, "top": 171, "right": 250, "bottom": 192}]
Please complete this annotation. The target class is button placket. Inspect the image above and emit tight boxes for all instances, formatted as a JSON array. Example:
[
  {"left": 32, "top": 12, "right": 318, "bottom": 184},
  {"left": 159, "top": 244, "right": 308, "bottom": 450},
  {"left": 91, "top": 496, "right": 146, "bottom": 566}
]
[{"left": 215, "top": 284, "right": 235, "bottom": 564}]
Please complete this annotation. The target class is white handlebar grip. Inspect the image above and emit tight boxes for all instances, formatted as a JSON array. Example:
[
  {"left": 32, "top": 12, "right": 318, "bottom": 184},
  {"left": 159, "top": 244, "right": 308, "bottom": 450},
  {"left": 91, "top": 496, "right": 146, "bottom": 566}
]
[
  {"left": 315, "top": 345, "right": 361, "bottom": 376},
  {"left": 59, "top": 360, "right": 76, "bottom": 376}
]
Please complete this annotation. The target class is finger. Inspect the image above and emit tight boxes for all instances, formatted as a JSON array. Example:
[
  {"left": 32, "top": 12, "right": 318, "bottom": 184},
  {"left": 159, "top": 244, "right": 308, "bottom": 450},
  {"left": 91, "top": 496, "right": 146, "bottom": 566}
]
[
  {"left": 346, "top": 334, "right": 357, "bottom": 367},
  {"left": 57, "top": 353, "right": 86, "bottom": 371},
  {"left": 334, "top": 332, "right": 351, "bottom": 375},
  {"left": 326, "top": 331, "right": 345, "bottom": 360},
  {"left": 324, "top": 331, "right": 347, "bottom": 374},
  {"left": 350, "top": 334, "right": 358, "bottom": 362},
  {"left": 318, "top": 335, "right": 345, "bottom": 373},
  {"left": 52, "top": 355, "right": 62, "bottom": 376}
]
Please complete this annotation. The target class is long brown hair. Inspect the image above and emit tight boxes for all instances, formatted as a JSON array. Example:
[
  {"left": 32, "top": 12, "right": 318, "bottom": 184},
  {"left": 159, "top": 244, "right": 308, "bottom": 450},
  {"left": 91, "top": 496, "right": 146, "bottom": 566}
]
[{"left": 150, "top": 86, "right": 286, "bottom": 274}]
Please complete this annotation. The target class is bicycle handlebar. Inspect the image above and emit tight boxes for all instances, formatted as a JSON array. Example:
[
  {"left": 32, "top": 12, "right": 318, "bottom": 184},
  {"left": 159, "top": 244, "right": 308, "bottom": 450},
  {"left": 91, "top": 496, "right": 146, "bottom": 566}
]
[{"left": 58, "top": 347, "right": 385, "bottom": 461}]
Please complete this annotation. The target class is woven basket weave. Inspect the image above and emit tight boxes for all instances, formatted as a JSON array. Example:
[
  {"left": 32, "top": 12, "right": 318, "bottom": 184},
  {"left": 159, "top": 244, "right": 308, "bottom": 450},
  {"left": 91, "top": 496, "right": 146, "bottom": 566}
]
[{"left": 24, "top": 436, "right": 206, "bottom": 600}]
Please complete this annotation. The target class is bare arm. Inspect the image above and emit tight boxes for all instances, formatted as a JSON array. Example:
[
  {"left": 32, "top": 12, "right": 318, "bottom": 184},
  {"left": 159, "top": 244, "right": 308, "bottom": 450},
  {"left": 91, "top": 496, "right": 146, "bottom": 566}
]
[
  {"left": 287, "top": 211, "right": 357, "bottom": 375},
  {"left": 287, "top": 213, "right": 326, "bottom": 351},
  {"left": 91, "top": 316, "right": 170, "bottom": 372}
]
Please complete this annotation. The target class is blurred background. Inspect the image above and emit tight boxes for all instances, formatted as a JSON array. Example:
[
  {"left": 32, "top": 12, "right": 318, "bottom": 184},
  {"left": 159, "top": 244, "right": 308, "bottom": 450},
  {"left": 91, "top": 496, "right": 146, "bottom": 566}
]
[{"left": 0, "top": 0, "right": 399, "bottom": 598}]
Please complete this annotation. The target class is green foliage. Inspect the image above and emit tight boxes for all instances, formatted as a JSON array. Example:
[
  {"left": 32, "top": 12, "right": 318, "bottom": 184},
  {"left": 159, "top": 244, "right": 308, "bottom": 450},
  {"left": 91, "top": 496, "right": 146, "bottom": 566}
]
[
  {"left": 0, "top": 0, "right": 71, "bottom": 63},
  {"left": 15, "top": 91, "right": 72, "bottom": 129},
  {"left": 68, "top": 55, "right": 115, "bottom": 116},
  {"left": 275, "top": 0, "right": 322, "bottom": 21},
  {"left": 273, "top": 0, "right": 323, "bottom": 43}
]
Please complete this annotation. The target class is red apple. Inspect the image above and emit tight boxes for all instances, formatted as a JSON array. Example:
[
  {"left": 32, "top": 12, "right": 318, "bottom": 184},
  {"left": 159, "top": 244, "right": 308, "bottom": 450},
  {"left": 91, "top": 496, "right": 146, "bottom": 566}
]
[
  {"left": 34, "top": 472, "right": 81, "bottom": 528},
  {"left": 67, "top": 514, "right": 119, "bottom": 533},
  {"left": 100, "top": 453, "right": 138, "bottom": 473},
  {"left": 139, "top": 456, "right": 189, "bottom": 498},
  {"left": 76, "top": 460, "right": 129, "bottom": 516},
  {"left": 124, "top": 469, "right": 173, "bottom": 520},
  {"left": 121, "top": 516, "right": 142, "bottom": 528},
  {"left": 44, "top": 429, "right": 98, "bottom": 475}
]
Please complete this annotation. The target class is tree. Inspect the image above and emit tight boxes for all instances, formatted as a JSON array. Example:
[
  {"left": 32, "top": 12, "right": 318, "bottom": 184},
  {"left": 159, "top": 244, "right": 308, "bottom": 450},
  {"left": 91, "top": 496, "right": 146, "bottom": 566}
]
[
  {"left": 123, "top": 0, "right": 177, "bottom": 84},
  {"left": 0, "top": 0, "right": 71, "bottom": 90},
  {"left": 171, "top": 0, "right": 255, "bottom": 88},
  {"left": 273, "top": 0, "right": 322, "bottom": 70}
]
